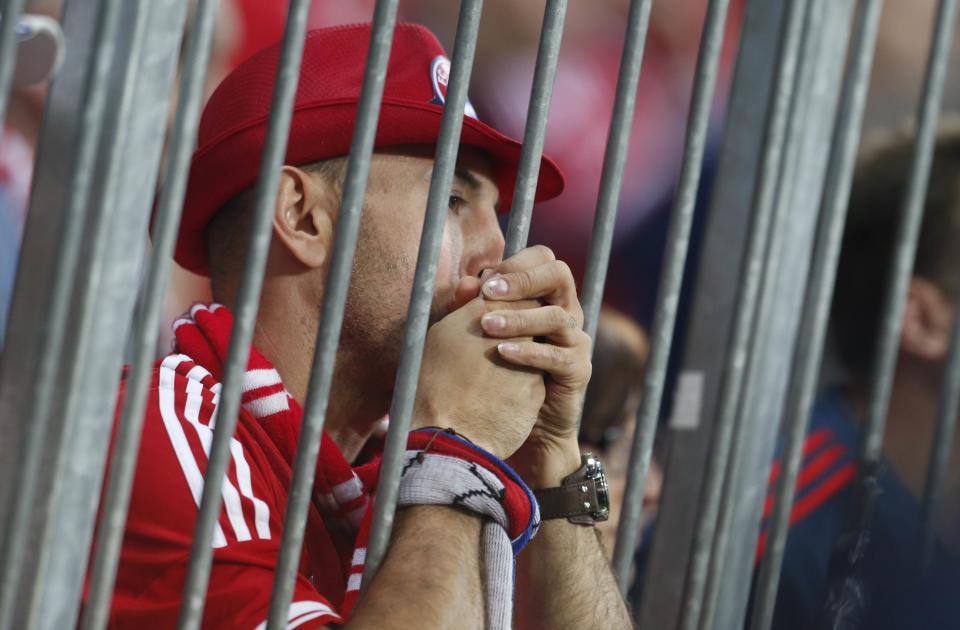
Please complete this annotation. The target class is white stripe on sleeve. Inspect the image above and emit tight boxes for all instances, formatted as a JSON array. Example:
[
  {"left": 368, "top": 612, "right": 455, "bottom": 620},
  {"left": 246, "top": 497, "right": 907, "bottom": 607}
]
[
  {"left": 158, "top": 355, "right": 227, "bottom": 548},
  {"left": 182, "top": 374, "right": 252, "bottom": 542}
]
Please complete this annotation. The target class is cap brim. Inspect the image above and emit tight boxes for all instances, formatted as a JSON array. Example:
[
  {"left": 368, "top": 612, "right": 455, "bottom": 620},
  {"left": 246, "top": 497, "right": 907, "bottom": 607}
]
[{"left": 175, "top": 99, "right": 565, "bottom": 275}]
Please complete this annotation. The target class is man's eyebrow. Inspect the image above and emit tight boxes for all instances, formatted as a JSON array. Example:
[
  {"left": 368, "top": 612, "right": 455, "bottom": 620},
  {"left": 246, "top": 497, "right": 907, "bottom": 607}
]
[
  {"left": 453, "top": 167, "right": 500, "bottom": 210},
  {"left": 453, "top": 167, "right": 482, "bottom": 191}
]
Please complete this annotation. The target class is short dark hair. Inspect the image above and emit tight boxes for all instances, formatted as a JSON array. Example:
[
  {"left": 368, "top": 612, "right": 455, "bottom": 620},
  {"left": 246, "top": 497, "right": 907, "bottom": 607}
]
[
  {"left": 831, "top": 117, "right": 960, "bottom": 375},
  {"left": 204, "top": 157, "right": 348, "bottom": 299}
]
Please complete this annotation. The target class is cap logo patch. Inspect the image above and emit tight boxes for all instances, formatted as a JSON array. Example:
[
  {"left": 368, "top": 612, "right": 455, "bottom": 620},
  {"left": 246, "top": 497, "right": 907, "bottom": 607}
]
[{"left": 429, "top": 55, "right": 478, "bottom": 120}]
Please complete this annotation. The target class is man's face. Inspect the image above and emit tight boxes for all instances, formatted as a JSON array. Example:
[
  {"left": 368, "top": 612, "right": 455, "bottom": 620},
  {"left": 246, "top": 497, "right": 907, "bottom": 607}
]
[{"left": 338, "top": 144, "right": 504, "bottom": 383}]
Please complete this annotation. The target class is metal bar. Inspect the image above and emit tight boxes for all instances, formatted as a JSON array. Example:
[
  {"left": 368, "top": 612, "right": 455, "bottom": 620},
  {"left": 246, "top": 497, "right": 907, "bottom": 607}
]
[
  {"left": 80, "top": 1, "right": 221, "bottom": 628},
  {"left": 264, "top": 2, "right": 399, "bottom": 626},
  {"left": 636, "top": 2, "right": 786, "bottom": 625},
  {"left": 502, "top": 0, "right": 568, "bottom": 257},
  {"left": 748, "top": 3, "right": 884, "bottom": 628},
  {"left": 177, "top": 0, "right": 313, "bottom": 627},
  {"left": 920, "top": 285, "right": 960, "bottom": 570},
  {"left": 610, "top": 0, "right": 731, "bottom": 591},
  {"left": 21, "top": 0, "right": 185, "bottom": 625},
  {"left": 0, "top": 0, "right": 28, "bottom": 125},
  {"left": 698, "top": 0, "right": 825, "bottom": 623},
  {"left": 362, "top": 0, "right": 484, "bottom": 585},
  {"left": 677, "top": 1, "right": 810, "bottom": 627},
  {"left": 0, "top": 0, "right": 125, "bottom": 626},
  {"left": 579, "top": 0, "right": 653, "bottom": 344}
]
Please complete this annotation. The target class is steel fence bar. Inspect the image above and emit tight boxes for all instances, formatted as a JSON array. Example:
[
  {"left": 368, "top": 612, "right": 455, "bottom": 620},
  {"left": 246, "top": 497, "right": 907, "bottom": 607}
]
[
  {"left": 610, "top": 0, "right": 731, "bottom": 591},
  {"left": 80, "top": 2, "right": 221, "bottom": 628},
  {"left": 362, "top": 0, "right": 484, "bottom": 585},
  {"left": 502, "top": 0, "right": 568, "bottom": 257},
  {"left": 579, "top": 0, "right": 652, "bottom": 344},
  {"left": 677, "top": 1, "right": 810, "bottom": 627},
  {"left": 0, "top": 0, "right": 28, "bottom": 126},
  {"left": 920, "top": 286, "right": 960, "bottom": 570},
  {"left": 264, "top": 2, "right": 399, "bottom": 626},
  {"left": 698, "top": 0, "right": 824, "bottom": 624},
  {"left": 177, "top": 0, "right": 313, "bottom": 627},
  {"left": 747, "top": 3, "right": 883, "bottom": 628},
  {"left": 0, "top": 0, "right": 125, "bottom": 626}
]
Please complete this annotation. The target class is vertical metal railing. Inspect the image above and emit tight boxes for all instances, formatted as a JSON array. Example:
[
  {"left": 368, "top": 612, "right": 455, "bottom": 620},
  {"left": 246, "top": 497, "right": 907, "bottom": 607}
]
[
  {"left": 80, "top": 1, "right": 222, "bottom": 628},
  {"left": 3, "top": 0, "right": 960, "bottom": 627},
  {"left": 747, "top": 3, "right": 884, "bottom": 629},
  {"left": 502, "top": 0, "right": 568, "bottom": 258},
  {"left": 821, "top": 0, "right": 959, "bottom": 616},
  {"left": 611, "top": 0, "right": 731, "bottom": 591},
  {"left": 177, "top": 1, "right": 313, "bottom": 627},
  {"left": 698, "top": 0, "right": 824, "bottom": 624},
  {"left": 361, "top": 0, "right": 486, "bottom": 585},
  {"left": 578, "top": 0, "right": 654, "bottom": 345},
  {"left": 0, "top": 1, "right": 127, "bottom": 626},
  {"left": 678, "top": 1, "right": 810, "bottom": 627},
  {"left": 265, "top": 2, "right": 400, "bottom": 626}
]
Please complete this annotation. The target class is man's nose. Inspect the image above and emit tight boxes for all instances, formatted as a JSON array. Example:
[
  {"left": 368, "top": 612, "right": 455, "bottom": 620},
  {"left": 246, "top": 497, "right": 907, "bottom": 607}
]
[{"left": 464, "top": 211, "right": 506, "bottom": 279}]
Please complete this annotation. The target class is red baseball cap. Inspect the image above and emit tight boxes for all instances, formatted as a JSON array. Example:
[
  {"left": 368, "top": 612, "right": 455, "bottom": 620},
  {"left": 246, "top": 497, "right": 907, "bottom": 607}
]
[{"left": 175, "top": 22, "right": 566, "bottom": 276}]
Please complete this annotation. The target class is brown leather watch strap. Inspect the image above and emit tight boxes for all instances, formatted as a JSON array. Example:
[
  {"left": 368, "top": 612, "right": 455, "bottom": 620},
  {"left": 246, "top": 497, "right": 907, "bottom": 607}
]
[{"left": 533, "top": 478, "right": 600, "bottom": 525}]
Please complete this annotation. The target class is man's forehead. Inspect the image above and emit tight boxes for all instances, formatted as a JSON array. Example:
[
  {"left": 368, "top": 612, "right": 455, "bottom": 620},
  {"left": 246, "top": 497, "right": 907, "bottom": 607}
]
[{"left": 375, "top": 144, "right": 500, "bottom": 205}]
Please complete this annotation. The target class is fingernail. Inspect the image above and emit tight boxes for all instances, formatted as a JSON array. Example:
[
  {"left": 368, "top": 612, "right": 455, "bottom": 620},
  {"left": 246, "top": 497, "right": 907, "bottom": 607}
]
[
  {"left": 482, "top": 313, "right": 507, "bottom": 331},
  {"left": 484, "top": 276, "right": 508, "bottom": 297},
  {"left": 498, "top": 342, "right": 520, "bottom": 355}
]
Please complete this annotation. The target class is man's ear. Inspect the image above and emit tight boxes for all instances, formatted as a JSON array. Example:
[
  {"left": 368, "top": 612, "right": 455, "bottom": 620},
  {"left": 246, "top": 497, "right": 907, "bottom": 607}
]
[
  {"left": 272, "top": 165, "right": 336, "bottom": 269},
  {"left": 901, "top": 276, "right": 954, "bottom": 362}
]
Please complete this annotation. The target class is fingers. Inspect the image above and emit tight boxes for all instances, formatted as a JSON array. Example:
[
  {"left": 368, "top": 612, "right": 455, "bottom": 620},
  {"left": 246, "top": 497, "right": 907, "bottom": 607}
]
[
  {"left": 480, "top": 305, "right": 581, "bottom": 345},
  {"left": 494, "top": 244, "right": 556, "bottom": 274},
  {"left": 496, "top": 334, "right": 592, "bottom": 386},
  {"left": 481, "top": 259, "right": 583, "bottom": 325}
]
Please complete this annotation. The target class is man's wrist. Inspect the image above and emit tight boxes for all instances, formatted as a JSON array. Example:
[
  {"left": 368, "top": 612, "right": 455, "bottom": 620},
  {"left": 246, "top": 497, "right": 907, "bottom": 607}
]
[{"left": 512, "top": 439, "right": 582, "bottom": 488}]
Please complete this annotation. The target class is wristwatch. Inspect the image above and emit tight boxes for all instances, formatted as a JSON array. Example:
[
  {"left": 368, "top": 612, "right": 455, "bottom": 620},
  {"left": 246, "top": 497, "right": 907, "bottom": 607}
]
[{"left": 533, "top": 453, "right": 610, "bottom": 525}]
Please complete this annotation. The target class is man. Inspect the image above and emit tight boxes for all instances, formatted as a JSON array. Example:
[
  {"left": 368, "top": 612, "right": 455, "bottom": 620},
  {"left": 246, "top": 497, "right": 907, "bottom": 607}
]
[
  {"left": 760, "top": 120, "right": 960, "bottom": 629},
  {"left": 91, "top": 23, "right": 632, "bottom": 629}
]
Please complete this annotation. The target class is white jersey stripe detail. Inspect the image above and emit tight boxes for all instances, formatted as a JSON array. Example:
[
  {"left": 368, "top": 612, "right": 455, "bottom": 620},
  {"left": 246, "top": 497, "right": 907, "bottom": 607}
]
[
  {"left": 351, "top": 547, "right": 366, "bottom": 566},
  {"left": 253, "top": 601, "right": 341, "bottom": 630},
  {"left": 157, "top": 355, "right": 227, "bottom": 548},
  {"left": 332, "top": 476, "right": 363, "bottom": 504},
  {"left": 346, "top": 573, "right": 362, "bottom": 593},
  {"left": 229, "top": 438, "right": 271, "bottom": 539},
  {"left": 181, "top": 376, "right": 252, "bottom": 542}
]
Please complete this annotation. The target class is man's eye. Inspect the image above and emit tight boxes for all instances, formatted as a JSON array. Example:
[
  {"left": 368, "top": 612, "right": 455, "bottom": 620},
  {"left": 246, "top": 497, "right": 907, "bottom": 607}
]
[{"left": 448, "top": 195, "right": 464, "bottom": 213}]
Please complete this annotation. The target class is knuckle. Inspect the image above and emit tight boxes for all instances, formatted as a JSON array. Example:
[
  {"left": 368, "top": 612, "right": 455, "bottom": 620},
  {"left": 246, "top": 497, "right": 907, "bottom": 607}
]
[
  {"left": 514, "top": 269, "right": 534, "bottom": 293},
  {"left": 532, "top": 244, "right": 556, "bottom": 262}
]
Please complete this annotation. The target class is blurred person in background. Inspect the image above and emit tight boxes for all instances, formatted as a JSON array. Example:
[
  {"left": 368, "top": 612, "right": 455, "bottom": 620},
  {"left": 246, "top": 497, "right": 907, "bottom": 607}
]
[
  {"left": 0, "top": 1, "right": 63, "bottom": 344},
  {"left": 761, "top": 119, "right": 960, "bottom": 630}
]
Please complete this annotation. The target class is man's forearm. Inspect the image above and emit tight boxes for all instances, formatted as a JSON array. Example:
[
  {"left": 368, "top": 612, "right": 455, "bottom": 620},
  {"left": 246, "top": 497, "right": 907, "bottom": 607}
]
[
  {"left": 515, "top": 519, "right": 633, "bottom": 630},
  {"left": 346, "top": 506, "right": 484, "bottom": 630}
]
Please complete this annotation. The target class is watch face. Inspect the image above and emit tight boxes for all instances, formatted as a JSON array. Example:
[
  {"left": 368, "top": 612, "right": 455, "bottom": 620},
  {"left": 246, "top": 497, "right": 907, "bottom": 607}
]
[{"left": 585, "top": 455, "right": 610, "bottom": 522}]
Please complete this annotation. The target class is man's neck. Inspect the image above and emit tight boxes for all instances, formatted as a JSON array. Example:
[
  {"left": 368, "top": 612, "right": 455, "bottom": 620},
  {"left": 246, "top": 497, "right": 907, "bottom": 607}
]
[{"left": 250, "top": 284, "right": 388, "bottom": 463}]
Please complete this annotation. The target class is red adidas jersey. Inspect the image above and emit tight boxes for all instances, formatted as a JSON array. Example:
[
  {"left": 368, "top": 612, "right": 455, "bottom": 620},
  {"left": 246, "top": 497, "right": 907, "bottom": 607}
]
[{"left": 92, "top": 353, "right": 361, "bottom": 629}]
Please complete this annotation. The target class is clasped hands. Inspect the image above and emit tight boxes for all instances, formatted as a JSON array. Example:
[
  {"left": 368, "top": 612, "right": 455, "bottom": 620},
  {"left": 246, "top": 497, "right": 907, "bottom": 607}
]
[{"left": 413, "top": 245, "right": 591, "bottom": 488}]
